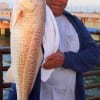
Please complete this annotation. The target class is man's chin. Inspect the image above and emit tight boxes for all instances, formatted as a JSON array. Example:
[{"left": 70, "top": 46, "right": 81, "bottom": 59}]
[{"left": 54, "top": 12, "right": 63, "bottom": 16}]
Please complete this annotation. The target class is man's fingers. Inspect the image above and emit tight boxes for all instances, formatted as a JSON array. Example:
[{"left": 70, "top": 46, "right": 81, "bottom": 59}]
[
  {"left": 45, "top": 54, "right": 56, "bottom": 62},
  {"left": 43, "top": 59, "right": 61, "bottom": 69},
  {"left": 46, "top": 51, "right": 60, "bottom": 61},
  {"left": 43, "top": 63, "right": 53, "bottom": 69},
  {"left": 43, "top": 51, "right": 64, "bottom": 69}
]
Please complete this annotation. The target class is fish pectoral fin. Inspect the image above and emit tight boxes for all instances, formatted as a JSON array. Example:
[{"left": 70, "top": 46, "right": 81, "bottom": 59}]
[
  {"left": 4, "top": 67, "right": 15, "bottom": 83},
  {"left": 19, "top": 0, "right": 34, "bottom": 10},
  {"left": 10, "top": 2, "right": 24, "bottom": 29},
  {"left": 19, "top": 0, "right": 38, "bottom": 11}
]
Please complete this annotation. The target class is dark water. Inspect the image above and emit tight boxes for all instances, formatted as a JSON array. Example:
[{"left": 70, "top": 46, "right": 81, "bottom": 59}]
[
  {"left": 84, "top": 76, "right": 100, "bottom": 98},
  {"left": 0, "top": 37, "right": 100, "bottom": 100}
]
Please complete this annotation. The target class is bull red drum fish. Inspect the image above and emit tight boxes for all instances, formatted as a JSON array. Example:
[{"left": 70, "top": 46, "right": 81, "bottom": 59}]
[{"left": 9, "top": 0, "right": 45, "bottom": 100}]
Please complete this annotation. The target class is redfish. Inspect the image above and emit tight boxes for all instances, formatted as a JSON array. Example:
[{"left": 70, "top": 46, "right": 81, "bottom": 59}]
[{"left": 5, "top": 0, "right": 46, "bottom": 100}]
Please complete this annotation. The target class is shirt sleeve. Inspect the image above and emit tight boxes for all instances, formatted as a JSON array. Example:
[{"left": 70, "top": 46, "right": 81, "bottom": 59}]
[{"left": 62, "top": 16, "right": 100, "bottom": 73}]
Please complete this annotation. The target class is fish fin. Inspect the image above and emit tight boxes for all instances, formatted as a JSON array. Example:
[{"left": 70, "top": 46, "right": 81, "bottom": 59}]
[
  {"left": 10, "top": 2, "right": 24, "bottom": 30},
  {"left": 19, "top": 0, "right": 38, "bottom": 10},
  {"left": 4, "top": 67, "right": 15, "bottom": 83}
]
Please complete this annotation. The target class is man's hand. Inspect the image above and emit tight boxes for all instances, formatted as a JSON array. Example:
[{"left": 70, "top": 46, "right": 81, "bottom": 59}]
[{"left": 43, "top": 50, "right": 64, "bottom": 69}]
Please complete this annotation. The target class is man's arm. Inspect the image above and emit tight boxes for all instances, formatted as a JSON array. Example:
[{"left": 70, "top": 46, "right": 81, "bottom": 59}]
[{"left": 63, "top": 19, "right": 100, "bottom": 72}]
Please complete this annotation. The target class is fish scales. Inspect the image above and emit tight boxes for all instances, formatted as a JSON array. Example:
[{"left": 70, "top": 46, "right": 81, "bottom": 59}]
[{"left": 10, "top": 0, "right": 46, "bottom": 100}]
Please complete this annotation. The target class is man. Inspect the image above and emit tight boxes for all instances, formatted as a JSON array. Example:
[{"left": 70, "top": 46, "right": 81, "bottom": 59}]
[{"left": 41, "top": 0, "right": 100, "bottom": 100}]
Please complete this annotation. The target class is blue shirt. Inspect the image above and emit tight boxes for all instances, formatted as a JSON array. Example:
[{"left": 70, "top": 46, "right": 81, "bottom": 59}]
[{"left": 63, "top": 11, "right": 100, "bottom": 100}]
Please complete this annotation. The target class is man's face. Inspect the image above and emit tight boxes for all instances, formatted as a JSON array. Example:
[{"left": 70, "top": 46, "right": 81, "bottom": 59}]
[{"left": 46, "top": 0, "right": 68, "bottom": 16}]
